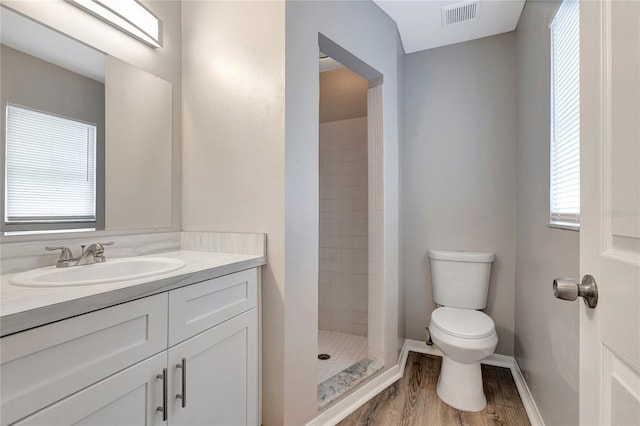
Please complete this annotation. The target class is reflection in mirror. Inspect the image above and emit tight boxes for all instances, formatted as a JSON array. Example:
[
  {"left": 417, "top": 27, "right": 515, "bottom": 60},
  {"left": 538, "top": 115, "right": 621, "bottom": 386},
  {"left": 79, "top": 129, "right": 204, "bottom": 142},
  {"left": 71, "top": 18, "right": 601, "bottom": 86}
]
[
  {"left": 1, "top": 6, "right": 105, "bottom": 234},
  {"left": 105, "top": 56, "right": 172, "bottom": 231},
  {"left": 0, "top": 6, "right": 172, "bottom": 235}
]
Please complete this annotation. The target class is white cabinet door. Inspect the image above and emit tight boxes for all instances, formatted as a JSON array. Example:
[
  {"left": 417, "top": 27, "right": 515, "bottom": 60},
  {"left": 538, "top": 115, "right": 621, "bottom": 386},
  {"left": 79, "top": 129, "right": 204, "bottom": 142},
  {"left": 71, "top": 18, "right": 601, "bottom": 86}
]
[
  {"left": 15, "top": 352, "right": 167, "bottom": 426},
  {"left": 1, "top": 293, "right": 168, "bottom": 425},
  {"left": 168, "top": 309, "right": 258, "bottom": 426}
]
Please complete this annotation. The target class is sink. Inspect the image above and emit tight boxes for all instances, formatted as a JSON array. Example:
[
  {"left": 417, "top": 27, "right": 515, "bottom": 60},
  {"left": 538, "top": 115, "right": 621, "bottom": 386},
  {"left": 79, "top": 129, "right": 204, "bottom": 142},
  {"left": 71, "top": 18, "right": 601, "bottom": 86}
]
[{"left": 10, "top": 257, "right": 186, "bottom": 287}]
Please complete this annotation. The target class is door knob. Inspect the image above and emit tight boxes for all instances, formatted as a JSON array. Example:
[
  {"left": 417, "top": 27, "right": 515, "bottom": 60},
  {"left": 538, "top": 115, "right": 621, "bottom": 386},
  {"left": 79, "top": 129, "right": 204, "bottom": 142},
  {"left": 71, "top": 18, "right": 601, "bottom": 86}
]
[{"left": 553, "top": 274, "right": 598, "bottom": 308}]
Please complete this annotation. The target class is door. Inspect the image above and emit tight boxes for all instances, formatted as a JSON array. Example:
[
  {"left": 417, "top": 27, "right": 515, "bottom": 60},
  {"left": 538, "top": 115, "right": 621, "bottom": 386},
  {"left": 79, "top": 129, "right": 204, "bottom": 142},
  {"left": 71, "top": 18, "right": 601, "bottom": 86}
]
[
  {"left": 14, "top": 352, "right": 167, "bottom": 426},
  {"left": 581, "top": 0, "right": 640, "bottom": 424},
  {"left": 168, "top": 308, "right": 258, "bottom": 426}
]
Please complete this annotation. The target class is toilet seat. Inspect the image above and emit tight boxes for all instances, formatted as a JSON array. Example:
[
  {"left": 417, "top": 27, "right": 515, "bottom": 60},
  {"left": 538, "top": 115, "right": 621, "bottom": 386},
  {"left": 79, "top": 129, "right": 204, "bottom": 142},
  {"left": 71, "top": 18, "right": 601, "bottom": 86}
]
[{"left": 430, "top": 307, "right": 495, "bottom": 339}]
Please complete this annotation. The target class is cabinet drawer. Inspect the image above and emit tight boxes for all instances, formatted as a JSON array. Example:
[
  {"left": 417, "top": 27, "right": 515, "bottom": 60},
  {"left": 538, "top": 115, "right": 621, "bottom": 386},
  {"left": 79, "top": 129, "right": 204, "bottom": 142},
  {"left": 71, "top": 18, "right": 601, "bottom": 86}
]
[
  {"left": 0, "top": 293, "right": 168, "bottom": 426},
  {"left": 168, "top": 268, "right": 257, "bottom": 346}
]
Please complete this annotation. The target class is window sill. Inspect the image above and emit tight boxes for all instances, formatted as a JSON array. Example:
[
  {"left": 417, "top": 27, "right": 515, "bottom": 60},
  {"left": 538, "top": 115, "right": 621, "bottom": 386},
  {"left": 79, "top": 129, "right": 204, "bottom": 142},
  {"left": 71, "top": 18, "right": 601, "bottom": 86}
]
[
  {"left": 548, "top": 222, "right": 580, "bottom": 232},
  {"left": 3, "top": 228, "right": 96, "bottom": 237}
]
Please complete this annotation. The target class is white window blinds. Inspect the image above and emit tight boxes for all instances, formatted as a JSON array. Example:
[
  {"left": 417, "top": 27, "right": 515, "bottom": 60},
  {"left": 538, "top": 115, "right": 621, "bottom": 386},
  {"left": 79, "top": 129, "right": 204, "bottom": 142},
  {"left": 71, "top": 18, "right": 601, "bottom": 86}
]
[
  {"left": 550, "top": 0, "right": 580, "bottom": 228},
  {"left": 5, "top": 104, "right": 97, "bottom": 224}
]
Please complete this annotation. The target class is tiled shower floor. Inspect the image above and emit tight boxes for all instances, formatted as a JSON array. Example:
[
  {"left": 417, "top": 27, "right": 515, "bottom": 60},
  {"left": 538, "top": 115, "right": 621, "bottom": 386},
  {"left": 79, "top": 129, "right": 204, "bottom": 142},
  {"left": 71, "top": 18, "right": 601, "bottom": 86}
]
[{"left": 317, "top": 330, "right": 368, "bottom": 384}]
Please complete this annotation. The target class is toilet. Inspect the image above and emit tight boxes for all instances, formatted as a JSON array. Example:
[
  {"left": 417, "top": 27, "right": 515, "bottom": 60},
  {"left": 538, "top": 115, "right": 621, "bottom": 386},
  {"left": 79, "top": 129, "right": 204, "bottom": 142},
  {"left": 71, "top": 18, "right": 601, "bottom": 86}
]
[{"left": 428, "top": 249, "right": 498, "bottom": 412}]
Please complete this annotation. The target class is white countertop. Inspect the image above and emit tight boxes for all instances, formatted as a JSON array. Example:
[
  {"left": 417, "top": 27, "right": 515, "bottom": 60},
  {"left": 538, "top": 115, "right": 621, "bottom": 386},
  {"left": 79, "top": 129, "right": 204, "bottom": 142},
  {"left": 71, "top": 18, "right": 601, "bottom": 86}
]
[{"left": 0, "top": 250, "right": 266, "bottom": 337}]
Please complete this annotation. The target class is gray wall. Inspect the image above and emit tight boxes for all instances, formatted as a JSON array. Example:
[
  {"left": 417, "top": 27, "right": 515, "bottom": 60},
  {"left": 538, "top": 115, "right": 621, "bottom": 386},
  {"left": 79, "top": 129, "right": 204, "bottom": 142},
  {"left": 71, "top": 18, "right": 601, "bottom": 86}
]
[
  {"left": 286, "top": 1, "right": 402, "bottom": 424},
  {"left": 0, "top": 44, "right": 105, "bottom": 230},
  {"left": 402, "top": 33, "right": 517, "bottom": 356},
  {"left": 515, "top": 1, "right": 580, "bottom": 425},
  {"left": 397, "top": 34, "right": 406, "bottom": 357}
]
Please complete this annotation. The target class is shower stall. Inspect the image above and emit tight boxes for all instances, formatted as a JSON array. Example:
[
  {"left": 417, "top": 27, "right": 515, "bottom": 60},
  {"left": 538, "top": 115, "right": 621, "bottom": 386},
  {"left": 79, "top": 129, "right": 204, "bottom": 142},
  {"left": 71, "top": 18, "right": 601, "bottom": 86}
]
[
  {"left": 318, "top": 115, "right": 369, "bottom": 385},
  {"left": 316, "top": 55, "right": 386, "bottom": 406}
]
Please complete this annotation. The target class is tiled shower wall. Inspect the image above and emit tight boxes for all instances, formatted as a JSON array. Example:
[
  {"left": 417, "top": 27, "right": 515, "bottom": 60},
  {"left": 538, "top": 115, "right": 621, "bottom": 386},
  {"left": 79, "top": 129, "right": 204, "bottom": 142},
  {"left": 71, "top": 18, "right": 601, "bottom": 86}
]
[
  {"left": 366, "top": 84, "right": 384, "bottom": 362},
  {"left": 318, "top": 117, "right": 368, "bottom": 336}
]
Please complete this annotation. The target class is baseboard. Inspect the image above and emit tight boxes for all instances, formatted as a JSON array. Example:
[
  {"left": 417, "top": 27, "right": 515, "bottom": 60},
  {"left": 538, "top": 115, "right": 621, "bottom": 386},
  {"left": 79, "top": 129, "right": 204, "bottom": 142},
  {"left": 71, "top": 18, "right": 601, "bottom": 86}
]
[
  {"left": 510, "top": 357, "right": 545, "bottom": 426},
  {"left": 305, "top": 342, "right": 408, "bottom": 426},
  {"left": 404, "top": 339, "right": 514, "bottom": 368},
  {"left": 304, "top": 339, "right": 545, "bottom": 426},
  {"left": 405, "top": 339, "right": 544, "bottom": 426}
]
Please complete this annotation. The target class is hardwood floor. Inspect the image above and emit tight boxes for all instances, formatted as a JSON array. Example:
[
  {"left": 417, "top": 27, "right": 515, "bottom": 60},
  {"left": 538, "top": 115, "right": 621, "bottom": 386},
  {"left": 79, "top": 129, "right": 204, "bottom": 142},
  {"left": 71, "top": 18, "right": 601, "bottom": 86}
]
[{"left": 338, "top": 352, "right": 531, "bottom": 426}]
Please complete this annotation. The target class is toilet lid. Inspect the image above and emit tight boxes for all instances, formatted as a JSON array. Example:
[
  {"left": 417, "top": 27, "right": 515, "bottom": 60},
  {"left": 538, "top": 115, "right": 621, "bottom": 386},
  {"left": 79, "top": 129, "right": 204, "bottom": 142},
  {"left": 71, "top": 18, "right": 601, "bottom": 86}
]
[{"left": 431, "top": 307, "right": 495, "bottom": 339}]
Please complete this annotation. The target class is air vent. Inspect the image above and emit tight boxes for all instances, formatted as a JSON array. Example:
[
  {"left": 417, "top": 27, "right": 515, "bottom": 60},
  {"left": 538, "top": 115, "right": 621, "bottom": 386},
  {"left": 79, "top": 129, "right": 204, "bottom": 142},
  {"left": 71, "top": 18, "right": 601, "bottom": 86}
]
[{"left": 442, "top": 1, "right": 479, "bottom": 27}]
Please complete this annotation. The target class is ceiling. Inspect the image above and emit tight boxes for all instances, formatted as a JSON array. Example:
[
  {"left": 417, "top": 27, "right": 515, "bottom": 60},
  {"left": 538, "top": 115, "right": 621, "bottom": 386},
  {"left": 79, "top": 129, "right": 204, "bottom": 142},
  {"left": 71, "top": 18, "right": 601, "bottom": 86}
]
[
  {"left": 319, "top": 53, "right": 345, "bottom": 73},
  {"left": 373, "top": 0, "right": 526, "bottom": 54},
  {"left": 1, "top": 6, "right": 105, "bottom": 82}
]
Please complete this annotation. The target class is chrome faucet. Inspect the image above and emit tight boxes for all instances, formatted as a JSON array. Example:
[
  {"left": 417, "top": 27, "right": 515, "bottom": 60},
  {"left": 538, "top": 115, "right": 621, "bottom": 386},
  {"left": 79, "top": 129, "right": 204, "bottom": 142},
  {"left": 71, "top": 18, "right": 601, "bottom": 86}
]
[{"left": 45, "top": 241, "right": 114, "bottom": 268}]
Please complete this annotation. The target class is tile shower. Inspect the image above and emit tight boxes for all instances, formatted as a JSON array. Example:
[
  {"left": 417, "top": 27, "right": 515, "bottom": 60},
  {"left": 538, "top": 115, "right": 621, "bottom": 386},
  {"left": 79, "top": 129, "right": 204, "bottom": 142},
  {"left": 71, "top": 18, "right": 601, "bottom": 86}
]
[
  {"left": 318, "top": 117, "right": 369, "bottom": 390},
  {"left": 317, "top": 330, "right": 368, "bottom": 383}
]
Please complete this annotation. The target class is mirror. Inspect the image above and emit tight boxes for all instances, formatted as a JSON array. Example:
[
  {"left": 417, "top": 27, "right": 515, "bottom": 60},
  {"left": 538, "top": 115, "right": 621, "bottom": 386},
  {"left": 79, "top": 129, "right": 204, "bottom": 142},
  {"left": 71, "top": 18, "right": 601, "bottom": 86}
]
[{"left": 0, "top": 6, "right": 172, "bottom": 234}]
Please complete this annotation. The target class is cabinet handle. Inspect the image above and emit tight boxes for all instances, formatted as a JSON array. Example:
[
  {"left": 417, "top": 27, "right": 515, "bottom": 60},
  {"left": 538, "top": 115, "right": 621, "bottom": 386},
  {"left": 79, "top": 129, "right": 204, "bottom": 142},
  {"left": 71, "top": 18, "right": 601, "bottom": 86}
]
[
  {"left": 157, "top": 368, "right": 168, "bottom": 421},
  {"left": 176, "top": 357, "right": 187, "bottom": 408}
]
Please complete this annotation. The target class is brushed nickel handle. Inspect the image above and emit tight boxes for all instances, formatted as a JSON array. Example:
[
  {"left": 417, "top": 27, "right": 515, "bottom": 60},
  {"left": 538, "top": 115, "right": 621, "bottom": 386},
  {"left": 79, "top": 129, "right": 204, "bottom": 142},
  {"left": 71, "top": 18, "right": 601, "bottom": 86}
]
[
  {"left": 45, "top": 246, "right": 73, "bottom": 261},
  {"left": 157, "top": 368, "right": 168, "bottom": 421},
  {"left": 176, "top": 357, "right": 187, "bottom": 408},
  {"left": 553, "top": 274, "right": 598, "bottom": 308}
]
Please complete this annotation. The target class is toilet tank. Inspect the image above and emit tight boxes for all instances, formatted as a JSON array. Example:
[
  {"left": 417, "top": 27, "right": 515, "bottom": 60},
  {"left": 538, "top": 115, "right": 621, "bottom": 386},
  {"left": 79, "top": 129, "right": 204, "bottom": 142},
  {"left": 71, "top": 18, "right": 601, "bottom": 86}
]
[{"left": 429, "top": 250, "right": 495, "bottom": 310}]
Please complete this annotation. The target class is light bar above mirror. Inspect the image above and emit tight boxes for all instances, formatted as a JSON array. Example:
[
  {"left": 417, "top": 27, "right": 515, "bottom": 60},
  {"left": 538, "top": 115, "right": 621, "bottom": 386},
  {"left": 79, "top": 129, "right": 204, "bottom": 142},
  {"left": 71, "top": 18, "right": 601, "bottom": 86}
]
[{"left": 67, "top": 0, "right": 161, "bottom": 48}]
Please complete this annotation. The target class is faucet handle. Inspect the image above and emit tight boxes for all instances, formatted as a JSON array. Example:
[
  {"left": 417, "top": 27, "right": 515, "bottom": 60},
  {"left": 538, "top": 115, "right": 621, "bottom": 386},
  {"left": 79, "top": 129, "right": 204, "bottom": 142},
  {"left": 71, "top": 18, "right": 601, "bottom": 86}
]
[
  {"left": 45, "top": 246, "right": 74, "bottom": 261},
  {"left": 91, "top": 242, "right": 114, "bottom": 263}
]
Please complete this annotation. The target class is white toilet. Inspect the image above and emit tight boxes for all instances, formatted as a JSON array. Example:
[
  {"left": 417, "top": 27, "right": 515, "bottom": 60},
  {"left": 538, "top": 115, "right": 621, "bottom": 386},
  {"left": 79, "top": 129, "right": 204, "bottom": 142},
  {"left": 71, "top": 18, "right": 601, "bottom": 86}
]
[{"left": 428, "top": 249, "right": 498, "bottom": 412}]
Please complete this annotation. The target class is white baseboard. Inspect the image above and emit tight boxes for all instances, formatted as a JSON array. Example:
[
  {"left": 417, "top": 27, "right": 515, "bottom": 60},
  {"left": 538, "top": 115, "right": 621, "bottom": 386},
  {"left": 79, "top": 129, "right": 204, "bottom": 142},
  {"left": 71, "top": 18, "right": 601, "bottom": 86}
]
[
  {"left": 405, "top": 339, "right": 544, "bottom": 426},
  {"left": 510, "top": 357, "right": 545, "bottom": 426},
  {"left": 305, "top": 339, "right": 545, "bottom": 426}
]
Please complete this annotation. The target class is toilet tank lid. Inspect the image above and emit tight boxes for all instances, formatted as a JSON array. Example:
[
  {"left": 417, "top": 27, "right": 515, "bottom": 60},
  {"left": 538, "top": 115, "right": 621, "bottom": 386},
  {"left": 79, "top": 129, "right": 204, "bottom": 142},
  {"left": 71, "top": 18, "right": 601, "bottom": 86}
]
[{"left": 428, "top": 250, "right": 494, "bottom": 263}]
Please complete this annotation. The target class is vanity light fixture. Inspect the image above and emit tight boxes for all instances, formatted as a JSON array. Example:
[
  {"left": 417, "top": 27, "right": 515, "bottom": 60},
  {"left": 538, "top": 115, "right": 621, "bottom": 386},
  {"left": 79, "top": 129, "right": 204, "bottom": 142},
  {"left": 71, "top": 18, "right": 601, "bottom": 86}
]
[{"left": 67, "top": 0, "right": 161, "bottom": 48}]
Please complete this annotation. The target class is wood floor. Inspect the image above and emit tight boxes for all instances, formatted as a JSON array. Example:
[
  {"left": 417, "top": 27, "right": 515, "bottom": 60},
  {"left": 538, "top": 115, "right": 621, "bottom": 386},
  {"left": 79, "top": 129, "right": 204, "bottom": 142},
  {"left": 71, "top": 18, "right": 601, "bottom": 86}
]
[{"left": 338, "top": 352, "right": 531, "bottom": 426}]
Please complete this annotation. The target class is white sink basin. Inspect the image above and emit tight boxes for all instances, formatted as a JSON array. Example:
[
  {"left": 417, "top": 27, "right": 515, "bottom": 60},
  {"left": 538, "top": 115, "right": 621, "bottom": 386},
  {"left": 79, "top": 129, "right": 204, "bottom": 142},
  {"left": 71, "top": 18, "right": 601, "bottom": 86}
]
[{"left": 10, "top": 257, "right": 186, "bottom": 287}]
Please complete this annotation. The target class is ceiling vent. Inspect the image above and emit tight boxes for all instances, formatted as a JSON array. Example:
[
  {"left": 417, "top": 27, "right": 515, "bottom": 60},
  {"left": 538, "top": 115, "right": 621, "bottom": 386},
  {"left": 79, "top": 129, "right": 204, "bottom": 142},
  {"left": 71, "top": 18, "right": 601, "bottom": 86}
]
[{"left": 442, "top": 1, "right": 479, "bottom": 27}]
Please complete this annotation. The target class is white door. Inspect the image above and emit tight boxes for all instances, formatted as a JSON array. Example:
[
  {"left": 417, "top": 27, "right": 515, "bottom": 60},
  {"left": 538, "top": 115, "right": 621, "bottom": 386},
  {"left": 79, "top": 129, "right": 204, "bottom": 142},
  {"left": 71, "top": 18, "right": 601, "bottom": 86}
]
[
  {"left": 168, "top": 308, "right": 258, "bottom": 426},
  {"left": 14, "top": 353, "right": 167, "bottom": 426},
  {"left": 580, "top": 0, "right": 640, "bottom": 424}
]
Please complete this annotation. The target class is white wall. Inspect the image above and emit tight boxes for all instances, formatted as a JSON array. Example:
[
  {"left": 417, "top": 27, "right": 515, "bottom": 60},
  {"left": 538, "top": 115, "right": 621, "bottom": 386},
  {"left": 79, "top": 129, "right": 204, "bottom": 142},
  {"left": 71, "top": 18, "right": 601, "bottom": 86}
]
[
  {"left": 319, "top": 118, "right": 369, "bottom": 337},
  {"left": 515, "top": 2, "right": 580, "bottom": 425},
  {"left": 180, "top": 2, "right": 286, "bottom": 425},
  {"left": 105, "top": 56, "right": 172, "bottom": 231},
  {"left": 402, "top": 33, "right": 517, "bottom": 356},
  {"left": 285, "top": 1, "right": 402, "bottom": 424}
]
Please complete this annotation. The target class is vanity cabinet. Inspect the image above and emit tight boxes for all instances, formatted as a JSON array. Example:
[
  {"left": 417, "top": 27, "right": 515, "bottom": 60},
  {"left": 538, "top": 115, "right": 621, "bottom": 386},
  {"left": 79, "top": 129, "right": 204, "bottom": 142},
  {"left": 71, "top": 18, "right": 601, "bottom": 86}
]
[
  {"left": 167, "top": 309, "right": 258, "bottom": 425},
  {"left": 0, "top": 268, "right": 259, "bottom": 426},
  {"left": 14, "top": 352, "right": 167, "bottom": 426}
]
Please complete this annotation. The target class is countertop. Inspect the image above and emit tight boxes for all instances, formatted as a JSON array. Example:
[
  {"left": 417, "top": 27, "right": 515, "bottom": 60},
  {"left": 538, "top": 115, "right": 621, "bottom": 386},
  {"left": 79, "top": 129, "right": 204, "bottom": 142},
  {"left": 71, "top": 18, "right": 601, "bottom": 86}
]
[{"left": 0, "top": 250, "right": 266, "bottom": 337}]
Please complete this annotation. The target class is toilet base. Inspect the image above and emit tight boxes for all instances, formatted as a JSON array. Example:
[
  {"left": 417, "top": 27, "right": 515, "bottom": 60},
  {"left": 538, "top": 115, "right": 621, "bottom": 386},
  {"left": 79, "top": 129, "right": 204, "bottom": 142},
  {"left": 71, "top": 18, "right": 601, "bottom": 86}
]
[{"left": 436, "top": 356, "right": 487, "bottom": 412}]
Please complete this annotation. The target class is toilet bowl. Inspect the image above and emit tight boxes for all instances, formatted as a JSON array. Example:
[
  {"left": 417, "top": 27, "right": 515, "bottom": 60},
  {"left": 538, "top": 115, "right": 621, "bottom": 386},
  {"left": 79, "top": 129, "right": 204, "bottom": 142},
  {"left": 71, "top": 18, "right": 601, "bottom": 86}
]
[
  {"left": 427, "top": 249, "right": 497, "bottom": 412},
  {"left": 429, "top": 306, "right": 498, "bottom": 411}
]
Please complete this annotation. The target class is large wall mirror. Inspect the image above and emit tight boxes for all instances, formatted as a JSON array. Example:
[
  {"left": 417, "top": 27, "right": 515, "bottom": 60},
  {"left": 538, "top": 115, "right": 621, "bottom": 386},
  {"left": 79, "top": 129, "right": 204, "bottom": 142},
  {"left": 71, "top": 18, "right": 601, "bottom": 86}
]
[{"left": 0, "top": 6, "right": 172, "bottom": 235}]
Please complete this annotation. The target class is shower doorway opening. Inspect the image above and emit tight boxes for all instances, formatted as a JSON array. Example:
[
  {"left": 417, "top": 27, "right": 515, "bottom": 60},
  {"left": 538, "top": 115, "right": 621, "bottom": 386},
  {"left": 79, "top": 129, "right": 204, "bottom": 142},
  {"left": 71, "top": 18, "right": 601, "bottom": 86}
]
[{"left": 317, "top": 38, "right": 384, "bottom": 408}]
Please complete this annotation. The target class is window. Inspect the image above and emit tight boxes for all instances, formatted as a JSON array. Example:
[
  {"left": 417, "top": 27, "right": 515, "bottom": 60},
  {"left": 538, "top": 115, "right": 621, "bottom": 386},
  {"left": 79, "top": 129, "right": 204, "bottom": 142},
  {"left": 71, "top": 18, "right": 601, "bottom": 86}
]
[
  {"left": 4, "top": 103, "right": 97, "bottom": 232},
  {"left": 550, "top": 0, "right": 580, "bottom": 229}
]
